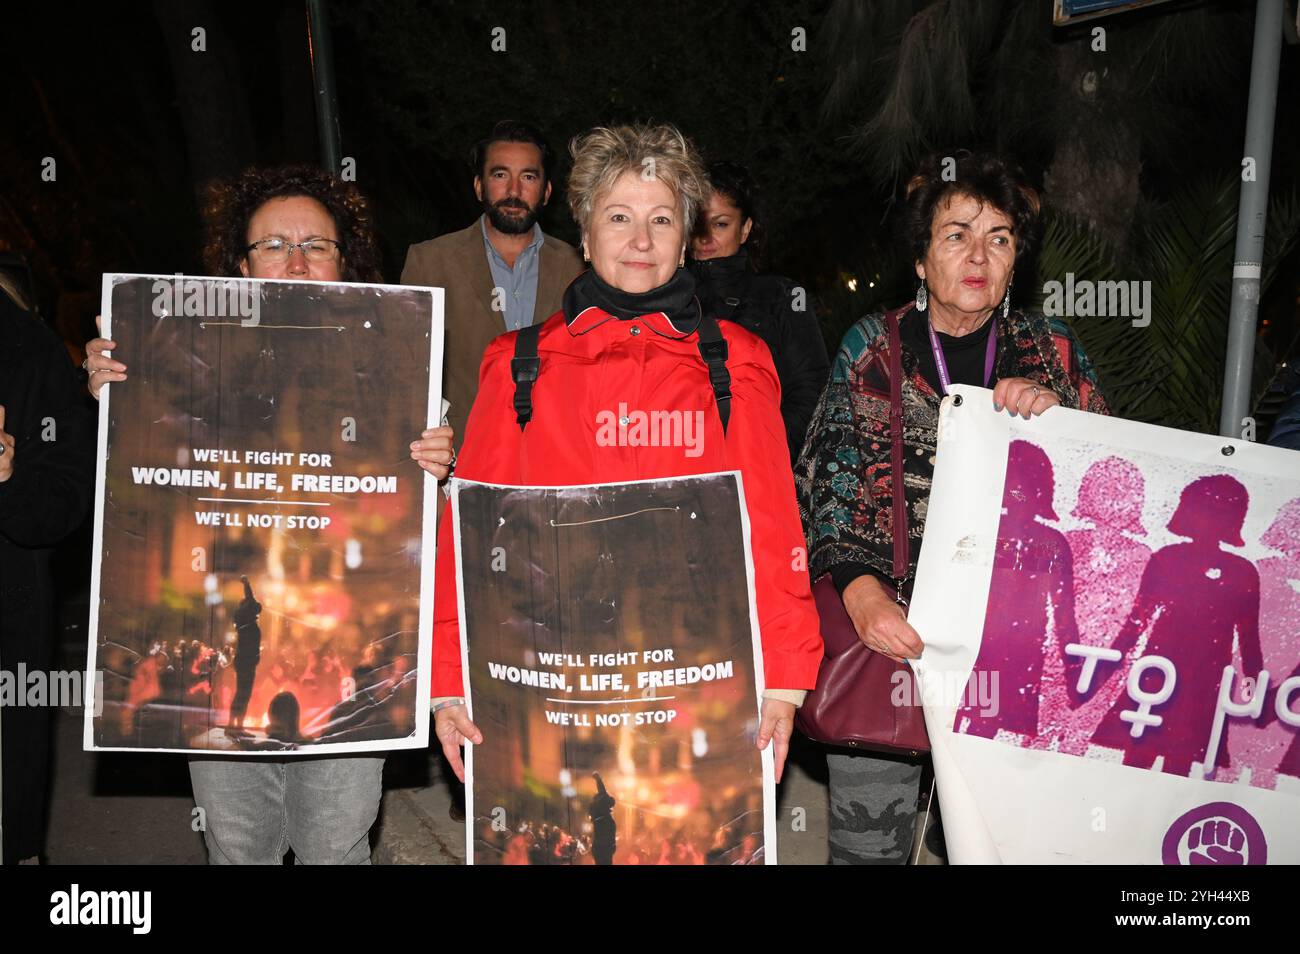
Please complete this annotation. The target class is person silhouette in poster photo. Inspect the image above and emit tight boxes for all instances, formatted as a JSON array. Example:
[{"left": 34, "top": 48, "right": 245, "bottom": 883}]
[
  {"left": 226, "top": 576, "right": 263, "bottom": 739},
  {"left": 588, "top": 771, "right": 617, "bottom": 866}
]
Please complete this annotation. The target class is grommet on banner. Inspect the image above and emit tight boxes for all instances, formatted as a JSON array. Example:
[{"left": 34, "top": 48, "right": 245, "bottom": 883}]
[
  {"left": 952, "top": 394, "right": 963, "bottom": 407},
  {"left": 1222, "top": 445, "right": 1235, "bottom": 456}
]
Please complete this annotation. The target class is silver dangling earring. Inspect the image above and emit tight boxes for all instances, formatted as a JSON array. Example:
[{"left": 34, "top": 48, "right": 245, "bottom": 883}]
[
  {"left": 1000, "top": 286, "right": 1011, "bottom": 320},
  {"left": 915, "top": 281, "right": 928, "bottom": 312}
]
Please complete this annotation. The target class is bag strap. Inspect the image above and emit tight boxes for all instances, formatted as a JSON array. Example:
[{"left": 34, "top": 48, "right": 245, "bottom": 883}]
[
  {"left": 695, "top": 313, "right": 732, "bottom": 434},
  {"left": 511, "top": 322, "right": 542, "bottom": 431},
  {"left": 887, "top": 308, "right": 910, "bottom": 595}
]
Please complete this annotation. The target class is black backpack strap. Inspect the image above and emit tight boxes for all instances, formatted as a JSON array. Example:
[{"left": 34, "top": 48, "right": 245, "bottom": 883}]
[
  {"left": 511, "top": 323, "right": 542, "bottom": 431},
  {"left": 512, "top": 318, "right": 731, "bottom": 435},
  {"left": 696, "top": 314, "right": 731, "bottom": 434}
]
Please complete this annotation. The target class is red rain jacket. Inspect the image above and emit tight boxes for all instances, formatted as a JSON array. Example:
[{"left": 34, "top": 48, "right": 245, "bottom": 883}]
[{"left": 431, "top": 305, "right": 824, "bottom": 697}]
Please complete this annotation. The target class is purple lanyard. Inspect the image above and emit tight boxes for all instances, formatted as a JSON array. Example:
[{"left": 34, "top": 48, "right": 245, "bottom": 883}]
[{"left": 927, "top": 317, "right": 997, "bottom": 395}]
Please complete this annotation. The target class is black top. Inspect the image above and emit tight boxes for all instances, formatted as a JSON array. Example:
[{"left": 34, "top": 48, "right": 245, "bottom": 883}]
[
  {"left": 691, "top": 251, "right": 830, "bottom": 462},
  {"left": 0, "top": 292, "right": 96, "bottom": 863},
  {"left": 900, "top": 310, "right": 997, "bottom": 396}
]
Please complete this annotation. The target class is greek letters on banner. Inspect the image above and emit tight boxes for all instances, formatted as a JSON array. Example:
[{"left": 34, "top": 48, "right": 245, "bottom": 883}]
[
  {"left": 85, "top": 274, "right": 443, "bottom": 755},
  {"left": 453, "top": 473, "right": 775, "bottom": 865},
  {"left": 908, "top": 384, "right": 1299, "bottom": 864}
]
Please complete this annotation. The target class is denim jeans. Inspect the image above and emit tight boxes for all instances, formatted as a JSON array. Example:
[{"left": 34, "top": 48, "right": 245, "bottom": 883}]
[
  {"left": 826, "top": 750, "right": 923, "bottom": 864},
  {"left": 189, "top": 755, "right": 384, "bottom": 864}
]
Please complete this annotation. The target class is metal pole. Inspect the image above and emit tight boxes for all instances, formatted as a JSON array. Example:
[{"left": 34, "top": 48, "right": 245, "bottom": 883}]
[
  {"left": 306, "top": 0, "right": 343, "bottom": 176},
  {"left": 1219, "top": 0, "right": 1284, "bottom": 438}
]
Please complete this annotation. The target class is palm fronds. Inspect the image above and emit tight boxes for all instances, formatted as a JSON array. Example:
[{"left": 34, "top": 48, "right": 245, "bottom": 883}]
[{"left": 1030, "top": 179, "right": 1300, "bottom": 432}]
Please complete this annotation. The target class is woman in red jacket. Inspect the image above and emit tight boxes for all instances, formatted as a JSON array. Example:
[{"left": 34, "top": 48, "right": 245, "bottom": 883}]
[{"left": 431, "top": 123, "right": 823, "bottom": 786}]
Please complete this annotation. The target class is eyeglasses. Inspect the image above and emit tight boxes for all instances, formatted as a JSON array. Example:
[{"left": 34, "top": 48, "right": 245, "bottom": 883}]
[{"left": 246, "top": 237, "right": 344, "bottom": 262}]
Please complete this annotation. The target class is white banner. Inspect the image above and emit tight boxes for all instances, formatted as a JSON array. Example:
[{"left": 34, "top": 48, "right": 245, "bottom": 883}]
[{"left": 910, "top": 385, "right": 1300, "bottom": 864}]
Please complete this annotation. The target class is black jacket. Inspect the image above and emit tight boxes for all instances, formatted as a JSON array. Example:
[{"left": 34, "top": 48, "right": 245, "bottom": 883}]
[
  {"left": 691, "top": 251, "right": 829, "bottom": 462},
  {"left": 0, "top": 295, "right": 95, "bottom": 640}
]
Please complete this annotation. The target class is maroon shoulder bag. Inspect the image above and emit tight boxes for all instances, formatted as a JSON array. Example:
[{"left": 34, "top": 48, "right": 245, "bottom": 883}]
[{"left": 794, "top": 307, "right": 931, "bottom": 755}]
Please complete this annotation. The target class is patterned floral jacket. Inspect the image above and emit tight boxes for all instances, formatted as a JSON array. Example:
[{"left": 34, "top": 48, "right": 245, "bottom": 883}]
[{"left": 795, "top": 303, "right": 1109, "bottom": 590}]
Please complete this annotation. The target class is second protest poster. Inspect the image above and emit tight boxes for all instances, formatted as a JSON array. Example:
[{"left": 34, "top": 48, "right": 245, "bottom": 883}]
[{"left": 453, "top": 472, "right": 773, "bottom": 865}]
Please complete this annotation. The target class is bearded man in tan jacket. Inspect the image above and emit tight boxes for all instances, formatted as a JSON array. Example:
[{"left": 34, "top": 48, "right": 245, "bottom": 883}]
[{"left": 401, "top": 120, "right": 584, "bottom": 448}]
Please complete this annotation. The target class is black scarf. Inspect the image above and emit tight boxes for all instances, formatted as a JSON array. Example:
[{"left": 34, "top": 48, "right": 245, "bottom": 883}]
[
  {"left": 690, "top": 248, "right": 751, "bottom": 284},
  {"left": 563, "top": 267, "right": 700, "bottom": 332}
]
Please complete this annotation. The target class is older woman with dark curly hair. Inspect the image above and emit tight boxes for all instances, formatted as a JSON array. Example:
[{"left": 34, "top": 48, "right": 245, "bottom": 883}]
[
  {"left": 82, "top": 164, "right": 454, "bottom": 864},
  {"left": 795, "top": 152, "right": 1109, "bottom": 864}
]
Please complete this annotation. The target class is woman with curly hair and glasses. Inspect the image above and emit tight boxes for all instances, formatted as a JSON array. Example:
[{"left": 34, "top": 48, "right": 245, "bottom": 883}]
[
  {"left": 83, "top": 164, "right": 454, "bottom": 864},
  {"left": 796, "top": 152, "right": 1109, "bottom": 864}
]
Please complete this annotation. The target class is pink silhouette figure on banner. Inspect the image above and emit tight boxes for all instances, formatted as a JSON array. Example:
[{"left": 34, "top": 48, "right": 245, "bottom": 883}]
[
  {"left": 1087, "top": 475, "right": 1263, "bottom": 777},
  {"left": 1232, "top": 498, "right": 1300, "bottom": 785},
  {"left": 1034, "top": 457, "right": 1153, "bottom": 754},
  {"left": 960, "top": 440, "right": 1079, "bottom": 740}
]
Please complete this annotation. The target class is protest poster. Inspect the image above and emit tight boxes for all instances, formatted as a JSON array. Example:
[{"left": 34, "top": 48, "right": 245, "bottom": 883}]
[
  {"left": 85, "top": 274, "right": 442, "bottom": 754},
  {"left": 908, "top": 384, "right": 1300, "bottom": 864},
  {"left": 453, "top": 472, "right": 774, "bottom": 865}
]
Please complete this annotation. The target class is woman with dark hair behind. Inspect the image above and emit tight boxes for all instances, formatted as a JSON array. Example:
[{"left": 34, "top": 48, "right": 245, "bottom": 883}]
[
  {"left": 797, "top": 151, "right": 1108, "bottom": 863},
  {"left": 691, "top": 161, "right": 829, "bottom": 462},
  {"left": 83, "top": 164, "right": 455, "bottom": 864}
]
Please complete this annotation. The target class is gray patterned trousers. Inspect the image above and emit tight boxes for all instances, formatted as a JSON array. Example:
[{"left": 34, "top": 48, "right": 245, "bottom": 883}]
[{"left": 826, "top": 751, "right": 923, "bottom": 864}]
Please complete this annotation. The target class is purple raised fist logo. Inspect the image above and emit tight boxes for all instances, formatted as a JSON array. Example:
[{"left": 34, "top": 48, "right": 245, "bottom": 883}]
[{"left": 1162, "top": 802, "right": 1267, "bottom": 865}]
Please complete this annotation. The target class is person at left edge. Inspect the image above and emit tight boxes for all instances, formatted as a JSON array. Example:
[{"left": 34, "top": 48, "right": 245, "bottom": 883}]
[
  {"left": 83, "top": 165, "right": 453, "bottom": 864},
  {"left": 0, "top": 281, "right": 95, "bottom": 864},
  {"left": 1269, "top": 359, "right": 1300, "bottom": 451},
  {"left": 430, "top": 123, "right": 824, "bottom": 790}
]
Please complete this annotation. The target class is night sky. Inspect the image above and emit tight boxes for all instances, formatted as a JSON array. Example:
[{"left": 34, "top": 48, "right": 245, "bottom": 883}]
[{"left": 3, "top": 0, "right": 1298, "bottom": 389}]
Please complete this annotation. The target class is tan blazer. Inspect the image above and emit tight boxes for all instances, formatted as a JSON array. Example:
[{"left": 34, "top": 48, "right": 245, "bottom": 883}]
[{"left": 401, "top": 220, "right": 584, "bottom": 447}]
